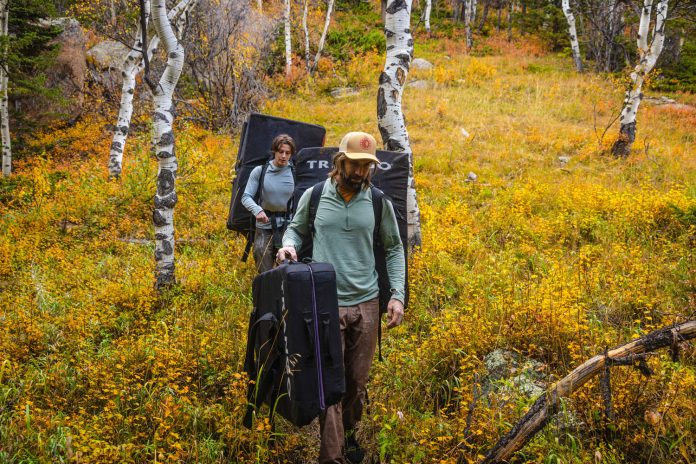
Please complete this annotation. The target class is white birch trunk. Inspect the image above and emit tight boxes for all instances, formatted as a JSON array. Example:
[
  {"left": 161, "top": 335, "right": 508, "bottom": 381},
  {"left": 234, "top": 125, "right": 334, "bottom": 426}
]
[
  {"left": 377, "top": 0, "right": 421, "bottom": 249},
  {"left": 561, "top": 0, "right": 583, "bottom": 72},
  {"left": 1, "top": 0, "right": 10, "bottom": 177},
  {"left": 302, "top": 0, "right": 310, "bottom": 74},
  {"left": 311, "top": 0, "right": 335, "bottom": 75},
  {"left": 284, "top": 0, "right": 292, "bottom": 76},
  {"left": 464, "top": 0, "right": 475, "bottom": 49},
  {"left": 108, "top": 0, "right": 195, "bottom": 179},
  {"left": 612, "top": 0, "right": 668, "bottom": 157},
  {"left": 424, "top": 0, "right": 431, "bottom": 33},
  {"left": 151, "top": 0, "right": 187, "bottom": 289}
]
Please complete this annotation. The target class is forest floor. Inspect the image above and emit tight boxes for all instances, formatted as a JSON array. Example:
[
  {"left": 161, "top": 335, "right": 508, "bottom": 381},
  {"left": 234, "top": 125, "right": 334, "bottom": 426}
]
[{"left": 1, "top": 32, "right": 695, "bottom": 463}]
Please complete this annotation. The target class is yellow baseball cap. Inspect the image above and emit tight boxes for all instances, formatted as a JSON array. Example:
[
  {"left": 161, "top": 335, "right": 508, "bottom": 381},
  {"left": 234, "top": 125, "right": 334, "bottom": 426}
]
[{"left": 338, "top": 132, "right": 380, "bottom": 163}]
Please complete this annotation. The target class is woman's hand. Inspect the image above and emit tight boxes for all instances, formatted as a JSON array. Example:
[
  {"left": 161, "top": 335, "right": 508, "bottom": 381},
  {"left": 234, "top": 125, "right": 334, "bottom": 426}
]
[{"left": 256, "top": 211, "right": 269, "bottom": 223}]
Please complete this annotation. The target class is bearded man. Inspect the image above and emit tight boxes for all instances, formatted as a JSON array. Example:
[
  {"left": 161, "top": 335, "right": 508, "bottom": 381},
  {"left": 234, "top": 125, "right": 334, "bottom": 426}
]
[{"left": 277, "top": 131, "right": 406, "bottom": 464}]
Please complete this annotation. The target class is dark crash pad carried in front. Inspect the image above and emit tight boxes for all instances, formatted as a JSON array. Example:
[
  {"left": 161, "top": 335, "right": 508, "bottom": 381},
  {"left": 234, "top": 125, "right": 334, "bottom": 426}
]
[{"left": 226, "top": 113, "right": 326, "bottom": 233}]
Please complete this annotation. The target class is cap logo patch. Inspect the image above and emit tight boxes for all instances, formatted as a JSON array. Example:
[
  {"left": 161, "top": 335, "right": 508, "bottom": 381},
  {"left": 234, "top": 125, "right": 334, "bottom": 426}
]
[{"left": 360, "top": 137, "right": 372, "bottom": 150}]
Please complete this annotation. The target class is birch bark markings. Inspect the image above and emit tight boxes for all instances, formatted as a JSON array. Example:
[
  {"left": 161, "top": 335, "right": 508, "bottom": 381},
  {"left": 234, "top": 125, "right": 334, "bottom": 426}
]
[
  {"left": 1, "top": 0, "right": 10, "bottom": 177},
  {"left": 284, "top": 0, "right": 292, "bottom": 77},
  {"left": 109, "top": 0, "right": 195, "bottom": 179},
  {"left": 377, "top": 0, "right": 422, "bottom": 248},
  {"left": 151, "top": 0, "right": 186, "bottom": 289},
  {"left": 612, "top": 0, "right": 668, "bottom": 158},
  {"left": 561, "top": 0, "right": 583, "bottom": 72}
]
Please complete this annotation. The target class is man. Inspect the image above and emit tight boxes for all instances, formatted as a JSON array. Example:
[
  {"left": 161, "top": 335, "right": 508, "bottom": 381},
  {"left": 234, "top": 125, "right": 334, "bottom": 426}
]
[{"left": 276, "top": 131, "right": 405, "bottom": 464}]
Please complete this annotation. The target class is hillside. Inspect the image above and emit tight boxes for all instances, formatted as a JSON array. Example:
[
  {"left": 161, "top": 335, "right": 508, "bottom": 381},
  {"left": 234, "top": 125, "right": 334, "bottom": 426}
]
[{"left": 1, "top": 9, "right": 696, "bottom": 464}]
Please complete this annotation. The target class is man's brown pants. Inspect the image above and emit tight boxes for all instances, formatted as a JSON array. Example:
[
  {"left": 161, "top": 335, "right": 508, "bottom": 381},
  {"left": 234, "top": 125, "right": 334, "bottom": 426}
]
[{"left": 319, "top": 298, "right": 379, "bottom": 464}]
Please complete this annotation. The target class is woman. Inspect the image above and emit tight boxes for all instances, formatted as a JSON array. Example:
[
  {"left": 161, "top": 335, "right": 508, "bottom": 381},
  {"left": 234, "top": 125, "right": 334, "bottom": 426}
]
[{"left": 241, "top": 134, "right": 296, "bottom": 273}]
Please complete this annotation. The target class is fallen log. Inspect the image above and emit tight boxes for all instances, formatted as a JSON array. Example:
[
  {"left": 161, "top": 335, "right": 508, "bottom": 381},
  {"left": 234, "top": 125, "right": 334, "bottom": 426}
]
[{"left": 482, "top": 320, "right": 696, "bottom": 463}]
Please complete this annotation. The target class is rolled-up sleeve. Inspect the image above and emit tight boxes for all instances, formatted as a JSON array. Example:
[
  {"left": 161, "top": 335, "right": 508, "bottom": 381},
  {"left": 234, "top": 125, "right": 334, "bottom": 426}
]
[{"left": 379, "top": 198, "right": 406, "bottom": 304}]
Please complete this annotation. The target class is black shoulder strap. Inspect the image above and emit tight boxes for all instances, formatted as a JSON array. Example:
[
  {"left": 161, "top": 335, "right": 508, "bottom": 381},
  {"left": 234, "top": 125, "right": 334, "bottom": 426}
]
[
  {"left": 371, "top": 186, "right": 384, "bottom": 241},
  {"left": 242, "top": 163, "right": 270, "bottom": 263},
  {"left": 255, "top": 162, "right": 270, "bottom": 203},
  {"left": 370, "top": 186, "right": 389, "bottom": 362}
]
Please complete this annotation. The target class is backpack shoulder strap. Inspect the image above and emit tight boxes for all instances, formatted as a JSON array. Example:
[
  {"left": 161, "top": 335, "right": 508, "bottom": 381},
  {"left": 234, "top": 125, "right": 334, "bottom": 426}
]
[
  {"left": 254, "top": 162, "right": 270, "bottom": 203},
  {"left": 371, "top": 186, "right": 384, "bottom": 239}
]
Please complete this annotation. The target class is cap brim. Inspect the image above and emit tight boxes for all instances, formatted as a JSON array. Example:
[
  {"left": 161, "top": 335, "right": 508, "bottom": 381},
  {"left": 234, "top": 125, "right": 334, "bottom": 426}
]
[{"left": 343, "top": 152, "right": 380, "bottom": 163}]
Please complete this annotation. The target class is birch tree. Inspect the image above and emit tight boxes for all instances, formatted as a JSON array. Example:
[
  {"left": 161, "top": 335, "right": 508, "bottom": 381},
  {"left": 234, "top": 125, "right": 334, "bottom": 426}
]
[
  {"left": 108, "top": 0, "right": 195, "bottom": 179},
  {"left": 310, "top": 0, "right": 335, "bottom": 75},
  {"left": 423, "top": 0, "right": 432, "bottom": 33},
  {"left": 284, "top": 0, "right": 292, "bottom": 76},
  {"left": 561, "top": 0, "right": 583, "bottom": 72},
  {"left": 612, "top": 0, "right": 668, "bottom": 158},
  {"left": 302, "top": 0, "right": 310, "bottom": 74},
  {"left": 464, "top": 0, "right": 476, "bottom": 50},
  {"left": 151, "top": 0, "right": 188, "bottom": 289},
  {"left": 1, "top": 0, "right": 10, "bottom": 177},
  {"left": 377, "top": 0, "right": 421, "bottom": 248}
]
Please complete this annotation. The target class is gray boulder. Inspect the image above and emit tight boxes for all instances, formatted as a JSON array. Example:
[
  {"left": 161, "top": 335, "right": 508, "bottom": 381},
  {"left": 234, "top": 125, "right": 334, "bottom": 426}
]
[
  {"left": 330, "top": 87, "right": 359, "bottom": 98},
  {"left": 87, "top": 39, "right": 130, "bottom": 71},
  {"left": 407, "top": 79, "right": 429, "bottom": 89},
  {"left": 412, "top": 58, "right": 434, "bottom": 70}
]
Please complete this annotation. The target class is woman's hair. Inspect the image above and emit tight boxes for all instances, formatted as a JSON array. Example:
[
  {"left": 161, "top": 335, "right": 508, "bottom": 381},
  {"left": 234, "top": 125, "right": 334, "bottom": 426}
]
[
  {"left": 271, "top": 134, "right": 296, "bottom": 156},
  {"left": 329, "top": 152, "right": 374, "bottom": 190}
]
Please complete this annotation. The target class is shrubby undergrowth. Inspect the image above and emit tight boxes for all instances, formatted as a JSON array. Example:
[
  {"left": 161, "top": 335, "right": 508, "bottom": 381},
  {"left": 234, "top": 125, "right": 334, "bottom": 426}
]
[{"left": 1, "top": 32, "right": 695, "bottom": 463}]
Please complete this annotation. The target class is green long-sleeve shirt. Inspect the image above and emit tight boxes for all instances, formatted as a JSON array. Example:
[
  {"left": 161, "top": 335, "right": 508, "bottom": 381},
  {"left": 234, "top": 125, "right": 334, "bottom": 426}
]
[{"left": 282, "top": 179, "right": 405, "bottom": 306}]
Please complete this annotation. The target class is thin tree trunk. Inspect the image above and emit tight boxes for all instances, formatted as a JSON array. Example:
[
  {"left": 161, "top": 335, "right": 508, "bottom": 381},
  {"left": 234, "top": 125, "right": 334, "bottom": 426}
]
[
  {"left": 482, "top": 320, "right": 696, "bottom": 463},
  {"left": 257, "top": 0, "right": 262, "bottom": 11},
  {"left": 424, "top": 0, "right": 432, "bottom": 33},
  {"left": 561, "top": 0, "right": 583, "bottom": 72},
  {"left": 311, "top": 0, "right": 335, "bottom": 75},
  {"left": 465, "top": 0, "right": 474, "bottom": 49},
  {"left": 612, "top": 0, "right": 668, "bottom": 158},
  {"left": 0, "top": 0, "right": 10, "bottom": 177},
  {"left": 302, "top": 0, "right": 310, "bottom": 74},
  {"left": 108, "top": 0, "right": 194, "bottom": 179},
  {"left": 477, "top": 0, "right": 489, "bottom": 33},
  {"left": 497, "top": 2, "right": 502, "bottom": 31},
  {"left": 151, "top": 0, "right": 187, "bottom": 289},
  {"left": 520, "top": 0, "right": 525, "bottom": 35},
  {"left": 284, "top": 0, "right": 292, "bottom": 77},
  {"left": 378, "top": 0, "right": 421, "bottom": 249},
  {"left": 507, "top": 0, "right": 513, "bottom": 41}
]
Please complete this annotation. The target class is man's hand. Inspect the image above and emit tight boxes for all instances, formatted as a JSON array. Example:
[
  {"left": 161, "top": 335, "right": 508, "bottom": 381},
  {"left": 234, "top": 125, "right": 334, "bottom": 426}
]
[
  {"left": 276, "top": 246, "right": 297, "bottom": 263},
  {"left": 256, "top": 211, "right": 269, "bottom": 223},
  {"left": 386, "top": 299, "right": 404, "bottom": 329}
]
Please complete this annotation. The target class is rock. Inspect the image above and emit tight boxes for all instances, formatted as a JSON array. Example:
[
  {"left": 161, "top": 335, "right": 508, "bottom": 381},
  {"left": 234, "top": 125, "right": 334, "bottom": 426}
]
[
  {"left": 25, "top": 18, "right": 86, "bottom": 123},
  {"left": 644, "top": 95, "right": 694, "bottom": 111},
  {"left": 411, "top": 58, "right": 434, "bottom": 70},
  {"left": 407, "top": 79, "right": 429, "bottom": 89},
  {"left": 460, "top": 127, "right": 471, "bottom": 138},
  {"left": 482, "top": 349, "right": 546, "bottom": 399},
  {"left": 465, "top": 171, "right": 477, "bottom": 182},
  {"left": 330, "top": 87, "right": 359, "bottom": 98},
  {"left": 558, "top": 156, "right": 570, "bottom": 165},
  {"left": 87, "top": 39, "right": 130, "bottom": 71}
]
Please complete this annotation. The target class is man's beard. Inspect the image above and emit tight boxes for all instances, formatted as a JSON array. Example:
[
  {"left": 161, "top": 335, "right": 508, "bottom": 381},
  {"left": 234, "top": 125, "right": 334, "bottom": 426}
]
[{"left": 341, "top": 171, "right": 364, "bottom": 191}]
